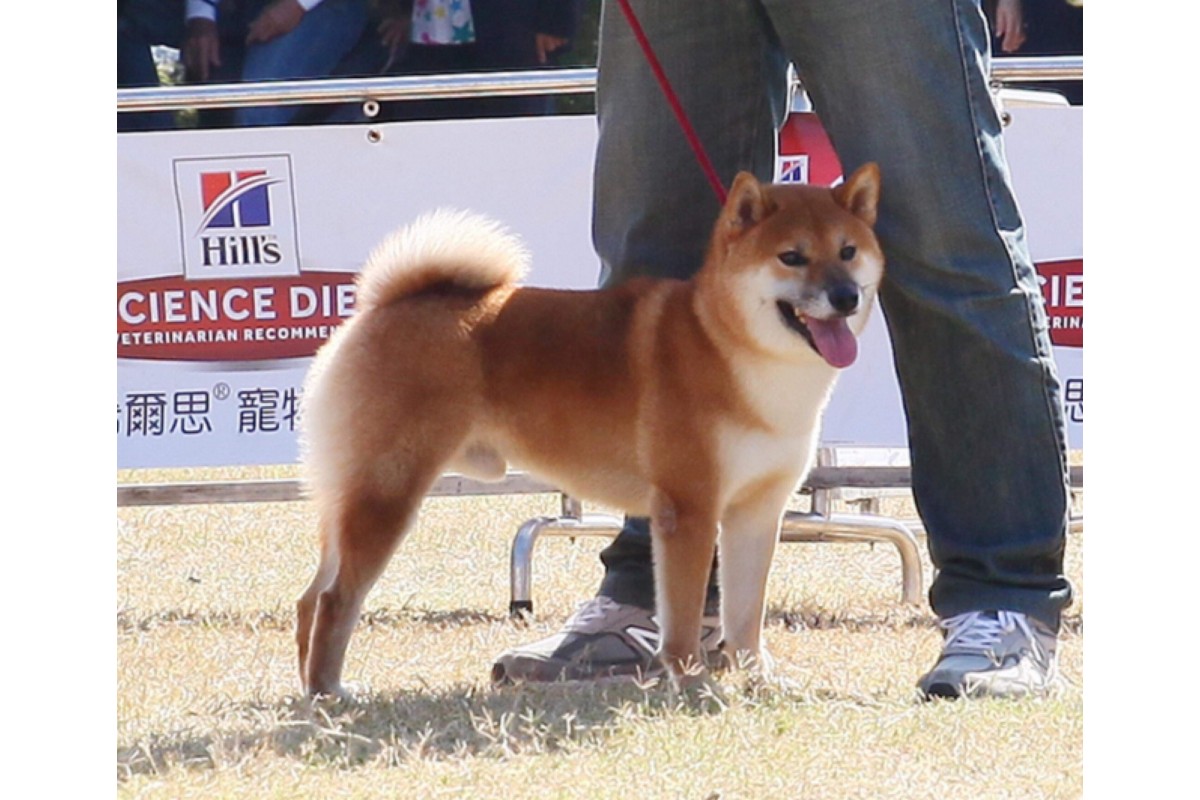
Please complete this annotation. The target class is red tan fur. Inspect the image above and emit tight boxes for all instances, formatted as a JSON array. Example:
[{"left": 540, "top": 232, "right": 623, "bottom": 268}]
[{"left": 296, "top": 165, "right": 884, "bottom": 695}]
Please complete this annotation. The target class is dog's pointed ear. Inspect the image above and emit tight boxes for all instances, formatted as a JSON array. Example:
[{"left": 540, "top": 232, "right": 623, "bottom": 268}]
[
  {"left": 723, "top": 172, "right": 775, "bottom": 235},
  {"left": 833, "top": 162, "right": 881, "bottom": 227}
]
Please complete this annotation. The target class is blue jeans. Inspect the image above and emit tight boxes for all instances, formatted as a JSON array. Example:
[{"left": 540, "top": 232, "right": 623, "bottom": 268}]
[
  {"left": 593, "top": 0, "right": 1073, "bottom": 629},
  {"left": 205, "top": 0, "right": 369, "bottom": 127}
]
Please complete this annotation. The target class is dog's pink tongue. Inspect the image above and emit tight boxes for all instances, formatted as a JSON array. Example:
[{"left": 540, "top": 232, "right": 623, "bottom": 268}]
[{"left": 806, "top": 317, "right": 858, "bottom": 368}]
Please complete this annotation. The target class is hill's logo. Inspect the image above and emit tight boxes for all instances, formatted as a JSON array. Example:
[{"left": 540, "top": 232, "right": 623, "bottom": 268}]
[
  {"left": 775, "top": 156, "right": 809, "bottom": 185},
  {"left": 199, "top": 169, "right": 277, "bottom": 231},
  {"left": 174, "top": 155, "right": 300, "bottom": 279}
]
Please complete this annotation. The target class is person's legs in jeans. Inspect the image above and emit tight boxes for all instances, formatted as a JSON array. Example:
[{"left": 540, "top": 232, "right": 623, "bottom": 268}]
[
  {"left": 760, "top": 0, "right": 1072, "bottom": 695},
  {"left": 759, "top": 0, "right": 1072, "bottom": 624}
]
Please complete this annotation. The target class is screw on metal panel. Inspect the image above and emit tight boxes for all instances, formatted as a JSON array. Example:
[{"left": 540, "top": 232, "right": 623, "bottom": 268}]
[
  {"left": 363, "top": 99, "right": 380, "bottom": 118},
  {"left": 366, "top": 128, "right": 382, "bottom": 143}
]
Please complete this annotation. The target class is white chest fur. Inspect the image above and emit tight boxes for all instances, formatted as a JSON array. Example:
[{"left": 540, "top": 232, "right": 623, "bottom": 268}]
[{"left": 716, "top": 358, "right": 837, "bottom": 507}]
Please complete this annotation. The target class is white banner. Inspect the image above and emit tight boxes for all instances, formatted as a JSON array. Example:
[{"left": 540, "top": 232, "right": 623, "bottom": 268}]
[{"left": 117, "top": 107, "right": 1081, "bottom": 469}]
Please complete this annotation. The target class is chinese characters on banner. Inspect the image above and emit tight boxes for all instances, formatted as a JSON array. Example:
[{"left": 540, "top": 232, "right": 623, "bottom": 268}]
[{"left": 119, "top": 386, "right": 300, "bottom": 438}]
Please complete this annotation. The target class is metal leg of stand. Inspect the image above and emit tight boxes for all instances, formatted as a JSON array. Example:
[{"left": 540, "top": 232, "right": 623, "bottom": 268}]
[
  {"left": 780, "top": 510, "right": 924, "bottom": 605},
  {"left": 508, "top": 507, "right": 625, "bottom": 617}
]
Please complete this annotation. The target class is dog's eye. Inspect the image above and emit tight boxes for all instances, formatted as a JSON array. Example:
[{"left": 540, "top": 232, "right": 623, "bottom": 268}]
[
  {"left": 778, "top": 251, "right": 808, "bottom": 267},
  {"left": 840, "top": 245, "right": 857, "bottom": 261}
]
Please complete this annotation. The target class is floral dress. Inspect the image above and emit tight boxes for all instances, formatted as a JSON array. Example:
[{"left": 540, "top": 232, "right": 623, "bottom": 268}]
[{"left": 411, "top": 0, "right": 476, "bottom": 45}]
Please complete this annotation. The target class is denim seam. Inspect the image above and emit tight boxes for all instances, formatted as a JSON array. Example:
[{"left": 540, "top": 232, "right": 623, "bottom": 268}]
[
  {"left": 748, "top": 39, "right": 776, "bottom": 184},
  {"left": 949, "top": 0, "right": 1070, "bottom": 500}
]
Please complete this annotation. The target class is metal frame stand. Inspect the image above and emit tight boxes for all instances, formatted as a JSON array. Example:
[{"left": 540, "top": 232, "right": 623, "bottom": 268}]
[{"left": 508, "top": 450, "right": 925, "bottom": 616}]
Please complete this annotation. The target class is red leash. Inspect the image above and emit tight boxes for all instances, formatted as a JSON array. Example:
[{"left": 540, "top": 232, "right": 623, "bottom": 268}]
[{"left": 614, "top": 0, "right": 729, "bottom": 204}]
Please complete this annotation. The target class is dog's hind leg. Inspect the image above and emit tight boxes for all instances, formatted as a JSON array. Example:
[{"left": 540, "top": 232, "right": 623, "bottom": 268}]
[
  {"left": 302, "top": 466, "right": 442, "bottom": 697},
  {"left": 296, "top": 517, "right": 340, "bottom": 692}
]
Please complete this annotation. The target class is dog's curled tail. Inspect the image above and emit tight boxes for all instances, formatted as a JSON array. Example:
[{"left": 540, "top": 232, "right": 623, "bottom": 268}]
[{"left": 354, "top": 209, "right": 531, "bottom": 312}]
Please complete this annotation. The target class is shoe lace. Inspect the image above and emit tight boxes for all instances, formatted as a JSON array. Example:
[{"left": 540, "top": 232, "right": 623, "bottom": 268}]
[{"left": 940, "top": 610, "right": 1045, "bottom": 663}]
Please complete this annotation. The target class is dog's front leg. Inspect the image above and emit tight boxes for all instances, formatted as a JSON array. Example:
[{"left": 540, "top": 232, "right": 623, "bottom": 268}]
[
  {"left": 650, "top": 491, "right": 720, "bottom": 684},
  {"left": 716, "top": 479, "right": 793, "bottom": 674}
]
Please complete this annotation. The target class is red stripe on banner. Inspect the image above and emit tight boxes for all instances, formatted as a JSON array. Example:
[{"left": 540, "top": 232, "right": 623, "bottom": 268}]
[
  {"left": 117, "top": 272, "right": 357, "bottom": 361},
  {"left": 200, "top": 171, "right": 229, "bottom": 210},
  {"left": 777, "top": 113, "right": 844, "bottom": 186},
  {"left": 1036, "top": 258, "right": 1083, "bottom": 348}
]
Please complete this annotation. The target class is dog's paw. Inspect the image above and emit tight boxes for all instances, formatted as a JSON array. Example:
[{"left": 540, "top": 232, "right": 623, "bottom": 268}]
[
  {"left": 666, "top": 668, "right": 730, "bottom": 710},
  {"left": 660, "top": 653, "right": 711, "bottom": 691},
  {"left": 718, "top": 644, "right": 776, "bottom": 677},
  {"left": 306, "top": 679, "right": 371, "bottom": 704}
]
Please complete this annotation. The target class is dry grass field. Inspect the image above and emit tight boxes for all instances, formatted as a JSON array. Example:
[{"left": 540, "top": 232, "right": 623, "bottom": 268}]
[{"left": 117, "top": 465, "right": 1083, "bottom": 799}]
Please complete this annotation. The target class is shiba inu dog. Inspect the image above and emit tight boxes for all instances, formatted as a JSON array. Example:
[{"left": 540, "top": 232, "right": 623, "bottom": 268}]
[{"left": 296, "top": 164, "right": 883, "bottom": 695}]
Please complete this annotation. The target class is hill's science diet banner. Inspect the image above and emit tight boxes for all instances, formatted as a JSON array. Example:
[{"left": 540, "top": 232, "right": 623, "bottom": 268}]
[{"left": 117, "top": 107, "right": 1082, "bottom": 469}]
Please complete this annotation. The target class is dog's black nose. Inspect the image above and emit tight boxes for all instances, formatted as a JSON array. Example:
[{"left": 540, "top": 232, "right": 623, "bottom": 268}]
[{"left": 827, "top": 282, "right": 860, "bottom": 315}]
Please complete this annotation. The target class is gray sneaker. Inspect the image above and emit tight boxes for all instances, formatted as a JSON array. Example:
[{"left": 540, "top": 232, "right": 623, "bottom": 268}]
[
  {"left": 918, "top": 610, "right": 1060, "bottom": 699},
  {"left": 492, "top": 596, "right": 723, "bottom": 685}
]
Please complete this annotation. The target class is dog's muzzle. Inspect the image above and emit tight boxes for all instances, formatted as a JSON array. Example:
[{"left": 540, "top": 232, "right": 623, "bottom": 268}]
[{"left": 776, "top": 292, "right": 860, "bottom": 369}]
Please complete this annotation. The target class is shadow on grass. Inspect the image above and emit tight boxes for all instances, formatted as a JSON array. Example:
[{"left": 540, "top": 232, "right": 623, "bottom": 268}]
[
  {"left": 765, "top": 603, "right": 936, "bottom": 632},
  {"left": 117, "top": 605, "right": 510, "bottom": 634},
  {"left": 116, "top": 678, "right": 726, "bottom": 780},
  {"left": 764, "top": 603, "right": 1083, "bottom": 635}
]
